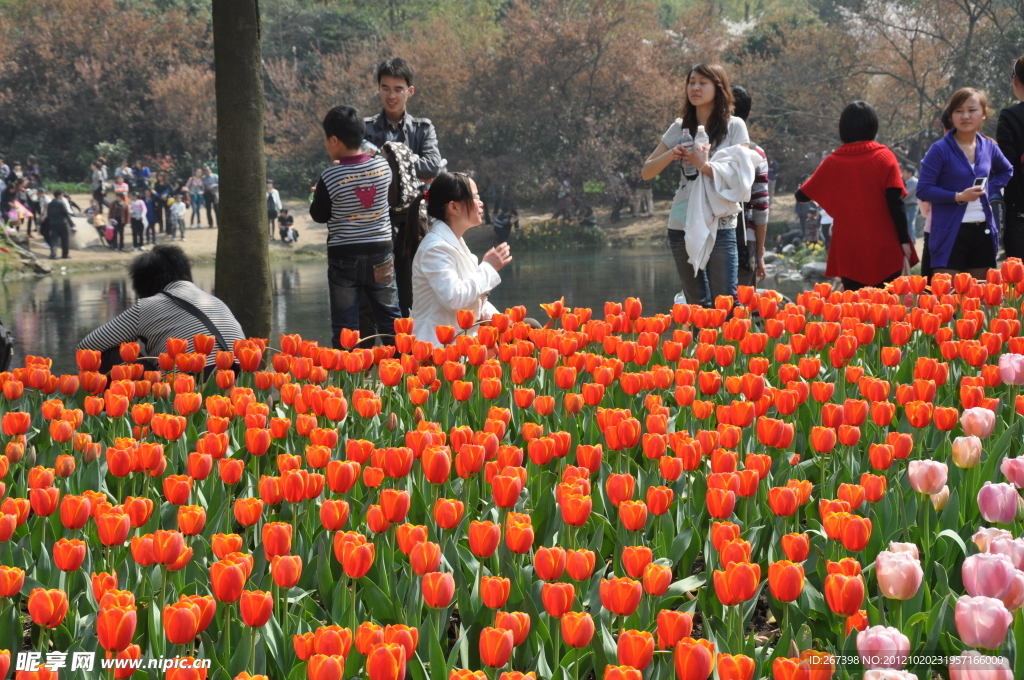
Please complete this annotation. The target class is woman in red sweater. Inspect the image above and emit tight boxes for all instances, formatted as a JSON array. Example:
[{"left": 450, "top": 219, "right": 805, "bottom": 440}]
[{"left": 796, "top": 101, "right": 917, "bottom": 290}]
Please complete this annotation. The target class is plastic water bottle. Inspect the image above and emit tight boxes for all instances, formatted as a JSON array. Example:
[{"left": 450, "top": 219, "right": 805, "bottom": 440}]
[
  {"left": 676, "top": 118, "right": 697, "bottom": 180},
  {"left": 694, "top": 125, "right": 710, "bottom": 156}
]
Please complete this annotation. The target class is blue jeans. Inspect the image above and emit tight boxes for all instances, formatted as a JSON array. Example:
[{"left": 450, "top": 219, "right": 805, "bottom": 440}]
[
  {"left": 668, "top": 224, "right": 738, "bottom": 308},
  {"left": 906, "top": 205, "right": 918, "bottom": 243},
  {"left": 327, "top": 250, "right": 400, "bottom": 349}
]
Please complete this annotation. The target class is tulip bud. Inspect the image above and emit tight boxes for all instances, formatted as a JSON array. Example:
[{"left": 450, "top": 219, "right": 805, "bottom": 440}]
[
  {"left": 930, "top": 485, "right": 950, "bottom": 510},
  {"left": 386, "top": 413, "right": 398, "bottom": 431}
]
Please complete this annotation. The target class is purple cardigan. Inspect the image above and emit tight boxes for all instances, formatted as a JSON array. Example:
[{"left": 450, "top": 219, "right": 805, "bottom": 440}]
[{"left": 916, "top": 132, "right": 1013, "bottom": 268}]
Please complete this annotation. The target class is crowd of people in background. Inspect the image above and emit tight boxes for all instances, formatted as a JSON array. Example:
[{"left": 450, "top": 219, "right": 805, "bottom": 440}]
[
  {"left": 88, "top": 158, "right": 220, "bottom": 252},
  {"left": 0, "top": 154, "right": 223, "bottom": 259}
]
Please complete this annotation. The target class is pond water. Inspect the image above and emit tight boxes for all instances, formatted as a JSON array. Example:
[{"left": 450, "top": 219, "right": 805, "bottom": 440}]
[
  {"left": 1, "top": 246, "right": 802, "bottom": 374},
  {"left": 2, "top": 245, "right": 696, "bottom": 374}
]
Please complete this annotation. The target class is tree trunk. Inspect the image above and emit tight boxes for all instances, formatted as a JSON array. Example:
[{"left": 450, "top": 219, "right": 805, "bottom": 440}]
[{"left": 212, "top": 0, "right": 271, "bottom": 339}]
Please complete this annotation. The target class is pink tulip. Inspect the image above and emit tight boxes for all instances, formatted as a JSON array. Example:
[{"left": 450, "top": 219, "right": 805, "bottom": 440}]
[
  {"left": 977, "top": 482, "right": 1020, "bottom": 525},
  {"left": 888, "top": 542, "right": 920, "bottom": 559},
  {"left": 989, "top": 537, "right": 1024, "bottom": 570},
  {"left": 997, "top": 353, "right": 1024, "bottom": 386},
  {"left": 999, "top": 455, "right": 1024, "bottom": 488},
  {"left": 862, "top": 672, "right": 918, "bottom": 680},
  {"left": 949, "top": 651, "right": 1013, "bottom": 680},
  {"left": 875, "top": 551, "right": 923, "bottom": 601},
  {"left": 907, "top": 460, "right": 948, "bottom": 495},
  {"left": 962, "top": 553, "right": 1017, "bottom": 599},
  {"left": 961, "top": 407, "right": 996, "bottom": 439},
  {"left": 1000, "top": 571, "right": 1024, "bottom": 610},
  {"left": 954, "top": 595, "right": 1013, "bottom": 650},
  {"left": 857, "top": 626, "right": 910, "bottom": 669},
  {"left": 952, "top": 436, "right": 982, "bottom": 469},
  {"left": 973, "top": 527, "right": 1013, "bottom": 553},
  {"left": 931, "top": 486, "right": 950, "bottom": 511}
]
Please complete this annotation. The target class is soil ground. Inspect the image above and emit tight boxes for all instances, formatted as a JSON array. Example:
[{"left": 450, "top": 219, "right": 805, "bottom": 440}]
[{"left": 5, "top": 191, "right": 803, "bottom": 276}]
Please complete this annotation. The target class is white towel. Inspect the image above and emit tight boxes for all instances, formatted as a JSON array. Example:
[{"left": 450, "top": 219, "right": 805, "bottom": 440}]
[{"left": 684, "top": 145, "right": 762, "bottom": 274}]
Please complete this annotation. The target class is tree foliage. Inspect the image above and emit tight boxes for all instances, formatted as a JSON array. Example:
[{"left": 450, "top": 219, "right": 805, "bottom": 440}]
[{"left": 2, "top": 0, "right": 1024, "bottom": 199}]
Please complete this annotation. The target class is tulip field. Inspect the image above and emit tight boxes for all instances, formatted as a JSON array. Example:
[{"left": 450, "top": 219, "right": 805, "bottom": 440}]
[{"left": 8, "top": 268, "right": 1024, "bottom": 680}]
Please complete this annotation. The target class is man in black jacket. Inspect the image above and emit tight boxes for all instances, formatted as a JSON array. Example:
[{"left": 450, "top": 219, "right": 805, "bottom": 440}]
[
  {"left": 45, "top": 190, "right": 73, "bottom": 259},
  {"left": 362, "top": 57, "right": 443, "bottom": 323},
  {"left": 997, "top": 57, "right": 1024, "bottom": 259}
]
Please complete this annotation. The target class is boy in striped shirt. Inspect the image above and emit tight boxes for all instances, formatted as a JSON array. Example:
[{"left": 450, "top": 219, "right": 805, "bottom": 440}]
[{"left": 310, "top": 105, "right": 400, "bottom": 348}]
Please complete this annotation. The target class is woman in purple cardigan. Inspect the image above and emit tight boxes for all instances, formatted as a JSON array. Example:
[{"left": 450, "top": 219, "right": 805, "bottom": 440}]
[{"left": 918, "top": 88, "right": 1013, "bottom": 278}]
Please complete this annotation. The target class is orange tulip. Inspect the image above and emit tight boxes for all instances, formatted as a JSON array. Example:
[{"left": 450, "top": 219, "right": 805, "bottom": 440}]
[
  {"left": 824, "top": 572, "right": 865, "bottom": 616},
  {"left": 768, "top": 561, "right": 804, "bottom": 602},
  {"left": 541, "top": 581, "right": 575, "bottom": 617},
  {"left": 481, "top": 576, "right": 511, "bottom": 609},
  {"left": 718, "top": 654, "right": 755, "bottom": 680},
  {"left": 600, "top": 576, "right": 642, "bottom": 616},
  {"left": 674, "top": 638, "right": 715, "bottom": 680},
  {"left": 210, "top": 557, "right": 247, "bottom": 603},
  {"left": 240, "top": 590, "right": 273, "bottom": 627},
  {"left": 421, "top": 571, "right": 455, "bottom": 608},
  {"left": 617, "top": 630, "right": 655, "bottom": 670},
  {"left": 656, "top": 610, "right": 693, "bottom": 650},
  {"left": 28, "top": 588, "right": 69, "bottom": 628},
  {"left": 366, "top": 643, "right": 406, "bottom": 680},
  {"left": 97, "top": 604, "right": 137, "bottom": 652},
  {"left": 163, "top": 600, "right": 201, "bottom": 644},
  {"left": 713, "top": 561, "right": 761, "bottom": 606},
  {"left": 561, "top": 611, "right": 595, "bottom": 648},
  {"left": 479, "top": 627, "right": 514, "bottom": 668},
  {"left": 271, "top": 555, "right": 302, "bottom": 589}
]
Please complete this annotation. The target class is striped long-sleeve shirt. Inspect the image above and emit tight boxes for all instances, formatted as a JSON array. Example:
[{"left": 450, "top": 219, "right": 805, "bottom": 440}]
[
  {"left": 747, "top": 144, "right": 770, "bottom": 227},
  {"left": 309, "top": 153, "right": 393, "bottom": 247},
  {"left": 77, "top": 280, "right": 245, "bottom": 365}
]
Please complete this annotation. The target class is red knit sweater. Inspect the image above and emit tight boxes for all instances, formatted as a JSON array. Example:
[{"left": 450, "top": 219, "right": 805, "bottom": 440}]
[{"left": 801, "top": 141, "right": 915, "bottom": 286}]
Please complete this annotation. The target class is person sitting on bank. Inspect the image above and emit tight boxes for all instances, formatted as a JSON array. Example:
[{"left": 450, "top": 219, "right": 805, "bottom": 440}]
[
  {"left": 406, "top": 172, "right": 512, "bottom": 342},
  {"left": 278, "top": 208, "right": 296, "bottom": 242},
  {"left": 77, "top": 244, "right": 245, "bottom": 374}
]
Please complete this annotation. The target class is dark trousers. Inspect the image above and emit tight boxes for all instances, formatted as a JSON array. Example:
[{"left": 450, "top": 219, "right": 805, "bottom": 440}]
[
  {"left": 204, "top": 190, "right": 218, "bottom": 227},
  {"left": 328, "top": 250, "right": 400, "bottom": 349},
  {"left": 268, "top": 211, "right": 277, "bottom": 239},
  {"left": 1004, "top": 213, "right": 1024, "bottom": 260},
  {"left": 842, "top": 269, "right": 901, "bottom": 291},
  {"left": 359, "top": 211, "right": 414, "bottom": 341},
  {"left": 93, "top": 188, "right": 107, "bottom": 207},
  {"left": 131, "top": 218, "right": 144, "bottom": 248},
  {"left": 48, "top": 222, "right": 69, "bottom": 258},
  {"left": 109, "top": 222, "right": 124, "bottom": 250},
  {"left": 921, "top": 231, "right": 932, "bottom": 280}
]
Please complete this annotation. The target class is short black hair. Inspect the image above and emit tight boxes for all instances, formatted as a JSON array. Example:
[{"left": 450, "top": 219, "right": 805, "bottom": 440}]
[
  {"left": 53, "top": 190, "right": 63, "bottom": 197},
  {"left": 838, "top": 101, "right": 879, "bottom": 144},
  {"left": 731, "top": 85, "right": 752, "bottom": 121},
  {"left": 129, "top": 244, "right": 193, "bottom": 298},
  {"left": 376, "top": 57, "right": 415, "bottom": 86},
  {"left": 322, "top": 105, "right": 364, "bottom": 150},
  {"left": 280, "top": 207, "right": 289, "bottom": 213}
]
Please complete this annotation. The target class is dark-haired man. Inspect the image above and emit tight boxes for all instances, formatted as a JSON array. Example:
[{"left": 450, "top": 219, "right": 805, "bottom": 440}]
[
  {"left": 44, "top": 189, "right": 73, "bottom": 260},
  {"left": 363, "top": 57, "right": 443, "bottom": 319},
  {"left": 77, "top": 244, "right": 245, "bottom": 374},
  {"left": 730, "top": 85, "right": 770, "bottom": 287}
]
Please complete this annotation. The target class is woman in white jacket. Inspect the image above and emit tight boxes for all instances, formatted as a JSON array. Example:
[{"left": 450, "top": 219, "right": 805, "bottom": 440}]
[{"left": 407, "top": 172, "right": 512, "bottom": 342}]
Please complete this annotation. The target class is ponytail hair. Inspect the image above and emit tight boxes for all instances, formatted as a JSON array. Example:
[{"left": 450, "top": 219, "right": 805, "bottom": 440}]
[{"left": 403, "top": 172, "right": 475, "bottom": 258}]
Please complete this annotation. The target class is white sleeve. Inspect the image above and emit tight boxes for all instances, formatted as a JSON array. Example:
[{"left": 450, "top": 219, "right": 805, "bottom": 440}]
[
  {"left": 661, "top": 120, "right": 683, "bottom": 149},
  {"left": 418, "top": 242, "right": 501, "bottom": 311}
]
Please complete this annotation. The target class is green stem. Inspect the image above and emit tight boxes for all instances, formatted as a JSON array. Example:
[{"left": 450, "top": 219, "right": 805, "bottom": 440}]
[
  {"left": 223, "top": 604, "right": 232, "bottom": 661},
  {"left": 250, "top": 626, "right": 257, "bottom": 675}
]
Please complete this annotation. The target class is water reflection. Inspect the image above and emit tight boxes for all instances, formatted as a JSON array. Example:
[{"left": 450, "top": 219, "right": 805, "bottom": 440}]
[{"left": 1, "top": 246, "right": 804, "bottom": 374}]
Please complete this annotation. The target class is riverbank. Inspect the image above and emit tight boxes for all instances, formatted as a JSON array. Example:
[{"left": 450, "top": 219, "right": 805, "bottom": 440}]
[{"left": 1, "top": 191, "right": 802, "bottom": 278}]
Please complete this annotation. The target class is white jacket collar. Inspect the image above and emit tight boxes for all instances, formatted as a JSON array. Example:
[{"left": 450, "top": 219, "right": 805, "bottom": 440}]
[{"left": 430, "top": 220, "right": 471, "bottom": 254}]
